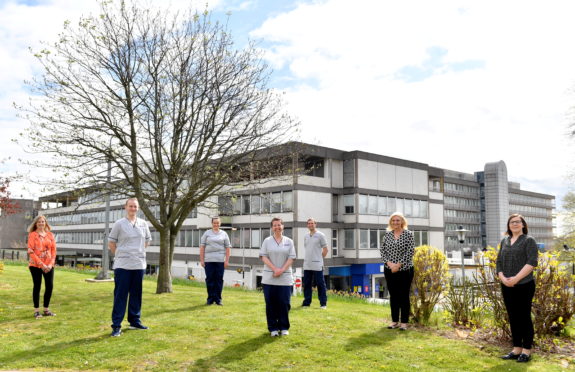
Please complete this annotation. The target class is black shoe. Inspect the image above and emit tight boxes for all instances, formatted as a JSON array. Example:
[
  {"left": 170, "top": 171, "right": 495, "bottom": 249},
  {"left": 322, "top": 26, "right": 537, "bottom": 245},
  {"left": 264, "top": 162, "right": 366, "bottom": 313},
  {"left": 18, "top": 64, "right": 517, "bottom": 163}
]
[
  {"left": 501, "top": 352, "right": 520, "bottom": 360},
  {"left": 111, "top": 327, "right": 122, "bottom": 337},
  {"left": 517, "top": 354, "right": 531, "bottom": 363},
  {"left": 129, "top": 323, "right": 149, "bottom": 330},
  {"left": 215, "top": 302, "right": 223, "bottom": 306},
  {"left": 301, "top": 304, "right": 310, "bottom": 307}
]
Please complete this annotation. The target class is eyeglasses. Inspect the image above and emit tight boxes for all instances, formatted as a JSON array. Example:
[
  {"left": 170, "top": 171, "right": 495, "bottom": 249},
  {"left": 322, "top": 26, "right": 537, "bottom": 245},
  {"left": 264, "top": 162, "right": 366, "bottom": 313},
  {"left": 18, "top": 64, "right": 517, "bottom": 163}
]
[{"left": 509, "top": 220, "right": 523, "bottom": 225}]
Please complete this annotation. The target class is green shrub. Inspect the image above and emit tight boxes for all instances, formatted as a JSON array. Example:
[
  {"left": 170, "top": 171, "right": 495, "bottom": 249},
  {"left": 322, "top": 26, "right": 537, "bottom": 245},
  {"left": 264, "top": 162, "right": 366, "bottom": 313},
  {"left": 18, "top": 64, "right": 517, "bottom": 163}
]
[
  {"left": 474, "top": 246, "right": 510, "bottom": 337},
  {"left": 443, "top": 277, "right": 485, "bottom": 328},
  {"left": 410, "top": 245, "right": 450, "bottom": 324}
]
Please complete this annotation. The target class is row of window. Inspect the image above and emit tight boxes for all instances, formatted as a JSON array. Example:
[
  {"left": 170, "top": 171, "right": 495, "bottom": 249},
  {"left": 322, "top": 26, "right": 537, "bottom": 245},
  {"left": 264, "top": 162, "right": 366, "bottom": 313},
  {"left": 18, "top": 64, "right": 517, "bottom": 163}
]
[
  {"left": 444, "top": 209, "right": 480, "bottom": 220},
  {"left": 523, "top": 216, "right": 551, "bottom": 225},
  {"left": 510, "top": 204, "right": 552, "bottom": 217},
  {"left": 343, "top": 229, "right": 429, "bottom": 249},
  {"left": 218, "top": 191, "right": 293, "bottom": 216},
  {"left": 55, "top": 228, "right": 430, "bottom": 252},
  {"left": 444, "top": 183, "right": 479, "bottom": 195},
  {"left": 509, "top": 193, "right": 554, "bottom": 207},
  {"left": 445, "top": 224, "right": 480, "bottom": 232},
  {"left": 344, "top": 195, "right": 429, "bottom": 218},
  {"left": 444, "top": 196, "right": 480, "bottom": 208},
  {"left": 47, "top": 207, "right": 197, "bottom": 226}
]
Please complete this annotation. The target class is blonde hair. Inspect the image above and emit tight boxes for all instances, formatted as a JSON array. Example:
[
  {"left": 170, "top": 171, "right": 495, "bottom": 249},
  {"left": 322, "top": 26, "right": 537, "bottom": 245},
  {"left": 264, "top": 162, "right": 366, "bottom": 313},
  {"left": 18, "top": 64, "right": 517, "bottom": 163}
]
[
  {"left": 27, "top": 215, "right": 51, "bottom": 233},
  {"left": 387, "top": 212, "right": 408, "bottom": 231}
]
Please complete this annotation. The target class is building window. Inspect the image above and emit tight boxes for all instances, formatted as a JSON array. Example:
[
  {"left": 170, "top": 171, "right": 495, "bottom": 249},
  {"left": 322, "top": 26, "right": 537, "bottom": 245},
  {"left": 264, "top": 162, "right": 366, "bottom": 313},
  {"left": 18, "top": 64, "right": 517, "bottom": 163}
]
[
  {"left": 343, "top": 159, "right": 355, "bottom": 188},
  {"left": 369, "top": 230, "right": 378, "bottom": 249},
  {"left": 344, "top": 229, "right": 355, "bottom": 249},
  {"left": 251, "top": 195, "right": 261, "bottom": 214},
  {"left": 283, "top": 228, "right": 293, "bottom": 239},
  {"left": 251, "top": 229, "right": 260, "bottom": 248},
  {"left": 242, "top": 195, "right": 251, "bottom": 215},
  {"left": 261, "top": 194, "right": 270, "bottom": 214},
  {"left": 271, "top": 192, "right": 282, "bottom": 213},
  {"left": 303, "top": 157, "right": 325, "bottom": 177},
  {"left": 332, "top": 229, "right": 338, "bottom": 257},
  {"left": 359, "top": 229, "right": 369, "bottom": 249},
  {"left": 359, "top": 195, "right": 368, "bottom": 214},
  {"left": 368, "top": 195, "right": 378, "bottom": 215},
  {"left": 344, "top": 194, "right": 355, "bottom": 214},
  {"left": 282, "top": 191, "right": 293, "bottom": 212}
]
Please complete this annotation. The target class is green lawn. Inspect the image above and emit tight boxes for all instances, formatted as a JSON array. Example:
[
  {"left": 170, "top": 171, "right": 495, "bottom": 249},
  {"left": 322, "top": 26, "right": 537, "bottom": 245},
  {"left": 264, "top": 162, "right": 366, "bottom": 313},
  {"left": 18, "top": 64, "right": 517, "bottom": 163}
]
[{"left": 0, "top": 262, "right": 572, "bottom": 371}]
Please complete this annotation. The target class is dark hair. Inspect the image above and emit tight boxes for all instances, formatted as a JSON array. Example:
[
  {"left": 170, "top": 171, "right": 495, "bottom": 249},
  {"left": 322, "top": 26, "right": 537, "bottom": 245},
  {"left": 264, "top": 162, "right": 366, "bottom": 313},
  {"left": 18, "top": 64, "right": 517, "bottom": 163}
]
[
  {"left": 506, "top": 213, "right": 528, "bottom": 236},
  {"left": 211, "top": 217, "right": 221, "bottom": 223},
  {"left": 270, "top": 217, "right": 283, "bottom": 227}
]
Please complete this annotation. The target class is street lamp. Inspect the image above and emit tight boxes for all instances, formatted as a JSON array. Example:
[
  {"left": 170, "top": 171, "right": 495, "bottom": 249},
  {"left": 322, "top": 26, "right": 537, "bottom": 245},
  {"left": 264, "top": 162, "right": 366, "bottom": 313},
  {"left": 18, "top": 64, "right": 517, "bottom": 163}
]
[
  {"left": 455, "top": 225, "right": 469, "bottom": 282},
  {"left": 96, "top": 147, "right": 112, "bottom": 280}
]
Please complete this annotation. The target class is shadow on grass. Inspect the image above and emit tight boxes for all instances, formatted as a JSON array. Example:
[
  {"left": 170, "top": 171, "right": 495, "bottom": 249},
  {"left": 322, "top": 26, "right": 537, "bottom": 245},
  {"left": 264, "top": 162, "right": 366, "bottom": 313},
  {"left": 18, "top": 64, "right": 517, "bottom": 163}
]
[
  {"left": 192, "top": 333, "right": 275, "bottom": 370},
  {"left": 146, "top": 304, "right": 206, "bottom": 317},
  {"left": 0, "top": 333, "right": 110, "bottom": 364},
  {"left": 345, "top": 327, "right": 398, "bottom": 351}
]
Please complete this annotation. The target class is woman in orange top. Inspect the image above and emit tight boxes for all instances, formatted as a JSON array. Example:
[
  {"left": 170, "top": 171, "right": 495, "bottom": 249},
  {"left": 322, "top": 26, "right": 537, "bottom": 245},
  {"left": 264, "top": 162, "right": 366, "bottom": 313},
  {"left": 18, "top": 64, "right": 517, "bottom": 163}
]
[{"left": 27, "top": 215, "right": 57, "bottom": 319}]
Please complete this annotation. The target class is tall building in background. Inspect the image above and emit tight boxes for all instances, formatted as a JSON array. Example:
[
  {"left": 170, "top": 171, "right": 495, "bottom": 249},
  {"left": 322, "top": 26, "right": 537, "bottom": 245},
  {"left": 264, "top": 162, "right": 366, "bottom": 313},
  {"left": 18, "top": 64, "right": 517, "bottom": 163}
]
[{"left": 4, "top": 143, "right": 554, "bottom": 297}]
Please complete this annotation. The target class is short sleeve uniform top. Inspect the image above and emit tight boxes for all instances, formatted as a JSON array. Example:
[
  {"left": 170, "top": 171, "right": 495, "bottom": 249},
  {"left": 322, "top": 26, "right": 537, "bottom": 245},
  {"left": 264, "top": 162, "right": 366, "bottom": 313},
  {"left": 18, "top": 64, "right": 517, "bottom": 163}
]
[
  {"left": 303, "top": 231, "right": 328, "bottom": 271},
  {"left": 259, "top": 235, "right": 296, "bottom": 286},
  {"left": 201, "top": 229, "right": 232, "bottom": 262},
  {"left": 109, "top": 217, "right": 152, "bottom": 270},
  {"left": 379, "top": 230, "right": 415, "bottom": 271}
]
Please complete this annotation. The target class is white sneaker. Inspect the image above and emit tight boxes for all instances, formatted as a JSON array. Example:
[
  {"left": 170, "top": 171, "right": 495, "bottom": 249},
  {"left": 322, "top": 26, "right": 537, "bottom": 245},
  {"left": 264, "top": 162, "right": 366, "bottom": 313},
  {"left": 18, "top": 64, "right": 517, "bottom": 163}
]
[
  {"left": 270, "top": 331, "right": 279, "bottom": 337},
  {"left": 320, "top": 306, "right": 327, "bottom": 309},
  {"left": 280, "top": 330, "right": 289, "bottom": 336}
]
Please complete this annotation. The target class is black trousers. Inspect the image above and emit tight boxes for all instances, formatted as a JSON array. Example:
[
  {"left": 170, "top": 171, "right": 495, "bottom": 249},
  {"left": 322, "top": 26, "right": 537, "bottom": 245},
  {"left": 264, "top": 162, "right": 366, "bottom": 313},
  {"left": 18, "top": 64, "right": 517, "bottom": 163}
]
[
  {"left": 384, "top": 267, "right": 414, "bottom": 323},
  {"left": 29, "top": 266, "right": 54, "bottom": 308},
  {"left": 501, "top": 280, "right": 535, "bottom": 349}
]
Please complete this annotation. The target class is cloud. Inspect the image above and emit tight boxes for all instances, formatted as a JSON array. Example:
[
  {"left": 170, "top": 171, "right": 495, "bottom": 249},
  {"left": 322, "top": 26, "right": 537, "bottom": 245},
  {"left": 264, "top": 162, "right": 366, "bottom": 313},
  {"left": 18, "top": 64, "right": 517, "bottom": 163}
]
[{"left": 251, "top": 0, "right": 575, "bottom": 207}]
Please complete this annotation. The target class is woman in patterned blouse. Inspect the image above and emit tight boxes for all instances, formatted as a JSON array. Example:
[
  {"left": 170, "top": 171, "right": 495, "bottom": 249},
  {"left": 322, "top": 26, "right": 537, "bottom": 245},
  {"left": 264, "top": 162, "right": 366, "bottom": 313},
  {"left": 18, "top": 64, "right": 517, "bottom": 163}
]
[
  {"left": 27, "top": 215, "right": 57, "bottom": 319},
  {"left": 496, "top": 214, "right": 538, "bottom": 363},
  {"left": 379, "top": 212, "right": 415, "bottom": 331}
]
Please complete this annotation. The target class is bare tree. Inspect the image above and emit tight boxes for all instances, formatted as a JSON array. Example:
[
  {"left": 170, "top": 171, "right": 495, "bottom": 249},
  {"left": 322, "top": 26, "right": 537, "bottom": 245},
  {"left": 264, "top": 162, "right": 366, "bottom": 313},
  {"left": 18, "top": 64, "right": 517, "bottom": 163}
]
[{"left": 17, "top": 0, "right": 298, "bottom": 293}]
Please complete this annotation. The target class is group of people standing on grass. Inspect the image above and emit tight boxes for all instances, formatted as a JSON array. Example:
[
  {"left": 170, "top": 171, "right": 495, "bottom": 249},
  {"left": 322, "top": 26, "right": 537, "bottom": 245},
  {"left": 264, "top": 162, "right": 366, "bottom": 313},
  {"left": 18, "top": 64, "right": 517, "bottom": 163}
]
[{"left": 26, "top": 196, "right": 538, "bottom": 362}]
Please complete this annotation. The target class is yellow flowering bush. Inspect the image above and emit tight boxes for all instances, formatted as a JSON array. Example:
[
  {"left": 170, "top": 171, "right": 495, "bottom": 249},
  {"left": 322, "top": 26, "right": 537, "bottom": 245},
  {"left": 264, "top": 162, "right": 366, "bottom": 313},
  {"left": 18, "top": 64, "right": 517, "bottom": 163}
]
[
  {"left": 0, "top": 260, "right": 4, "bottom": 274},
  {"left": 532, "top": 252, "right": 575, "bottom": 336},
  {"left": 410, "top": 245, "right": 450, "bottom": 324}
]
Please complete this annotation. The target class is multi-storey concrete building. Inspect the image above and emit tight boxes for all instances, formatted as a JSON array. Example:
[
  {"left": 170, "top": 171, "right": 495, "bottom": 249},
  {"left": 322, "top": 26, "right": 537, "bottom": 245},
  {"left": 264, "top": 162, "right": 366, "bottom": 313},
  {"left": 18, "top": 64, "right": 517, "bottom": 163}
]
[{"left": 27, "top": 144, "right": 554, "bottom": 297}]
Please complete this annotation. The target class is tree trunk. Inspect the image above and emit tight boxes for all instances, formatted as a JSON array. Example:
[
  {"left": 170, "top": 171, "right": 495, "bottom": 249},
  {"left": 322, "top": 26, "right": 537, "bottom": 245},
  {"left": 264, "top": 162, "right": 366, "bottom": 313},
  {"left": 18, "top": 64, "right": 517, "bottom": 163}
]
[{"left": 156, "top": 228, "right": 173, "bottom": 293}]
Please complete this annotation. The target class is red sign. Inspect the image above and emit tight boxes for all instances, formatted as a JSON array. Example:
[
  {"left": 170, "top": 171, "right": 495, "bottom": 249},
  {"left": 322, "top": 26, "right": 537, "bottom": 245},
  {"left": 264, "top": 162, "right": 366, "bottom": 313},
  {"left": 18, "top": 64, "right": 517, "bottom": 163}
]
[{"left": 295, "top": 278, "right": 302, "bottom": 288}]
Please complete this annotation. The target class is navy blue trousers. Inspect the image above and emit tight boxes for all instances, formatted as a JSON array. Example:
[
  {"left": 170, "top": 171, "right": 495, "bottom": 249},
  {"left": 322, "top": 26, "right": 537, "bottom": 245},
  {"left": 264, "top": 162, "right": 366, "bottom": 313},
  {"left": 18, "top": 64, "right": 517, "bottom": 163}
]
[
  {"left": 302, "top": 269, "right": 327, "bottom": 306},
  {"left": 204, "top": 262, "right": 225, "bottom": 304},
  {"left": 111, "top": 268, "right": 144, "bottom": 328},
  {"left": 384, "top": 267, "right": 414, "bottom": 323},
  {"left": 263, "top": 284, "right": 292, "bottom": 332}
]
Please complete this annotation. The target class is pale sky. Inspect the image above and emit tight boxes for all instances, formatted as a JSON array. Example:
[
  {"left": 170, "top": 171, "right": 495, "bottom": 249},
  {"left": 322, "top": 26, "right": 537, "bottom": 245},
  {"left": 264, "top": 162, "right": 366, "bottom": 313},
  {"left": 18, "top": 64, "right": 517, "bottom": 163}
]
[{"left": 1, "top": 0, "right": 574, "bottom": 218}]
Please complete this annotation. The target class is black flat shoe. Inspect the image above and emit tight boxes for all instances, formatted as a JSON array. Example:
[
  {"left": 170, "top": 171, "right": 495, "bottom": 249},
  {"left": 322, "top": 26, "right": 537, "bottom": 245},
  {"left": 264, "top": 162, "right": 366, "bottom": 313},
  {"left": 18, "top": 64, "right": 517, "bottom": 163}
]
[
  {"left": 517, "top": 353, "right": 531, "bottom": 363},
  {"left": 501, "top": 352, "right": 520, "bottom": 360},
  {"left": 387, "top": 323, "right": 399, "bottom": 329}
]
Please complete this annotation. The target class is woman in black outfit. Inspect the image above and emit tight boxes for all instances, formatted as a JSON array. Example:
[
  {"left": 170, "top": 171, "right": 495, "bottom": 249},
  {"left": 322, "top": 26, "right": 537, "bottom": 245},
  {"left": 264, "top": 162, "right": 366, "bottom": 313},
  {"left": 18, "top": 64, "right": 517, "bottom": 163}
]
[
  {"left": 496, "top": 214, "right": 538, "bottom": 363},
  {"left": 379, "top": 212, "right": 415, "bottom": 331}
]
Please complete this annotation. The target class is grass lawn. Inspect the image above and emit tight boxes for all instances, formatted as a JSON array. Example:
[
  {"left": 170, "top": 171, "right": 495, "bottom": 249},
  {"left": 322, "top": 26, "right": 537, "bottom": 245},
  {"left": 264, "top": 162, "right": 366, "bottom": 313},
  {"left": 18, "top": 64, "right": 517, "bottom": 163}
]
[{"left": 0, "top": 262, "right": 572, "bottom": 371}]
